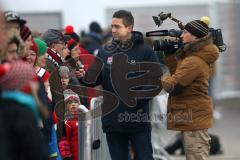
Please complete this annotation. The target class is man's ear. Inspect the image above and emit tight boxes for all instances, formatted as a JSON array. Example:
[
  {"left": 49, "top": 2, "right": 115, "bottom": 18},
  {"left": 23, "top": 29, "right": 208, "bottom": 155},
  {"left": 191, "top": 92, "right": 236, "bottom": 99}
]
[
  {"left": 48, "top": 43, "right": 54, "bottom": 49},
  {"left": 51, "top": 43, "right": 58, "bottom": 50},
  {"left": 127, "top": 25, "right": 133, "bottom": 32}
]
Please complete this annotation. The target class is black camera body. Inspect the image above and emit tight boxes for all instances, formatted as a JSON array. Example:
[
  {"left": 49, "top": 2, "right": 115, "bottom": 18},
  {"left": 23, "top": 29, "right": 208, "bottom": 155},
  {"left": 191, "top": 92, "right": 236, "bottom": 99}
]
[
  {"left": 147, "top": 12, "right": 226, "bottom": 55},
  {"left": 153, "top": 38, "right": 182, "bottom": 55},
  {"left": 146, "top": 29, "right": 183, "bottom": 55},
  {"left": 210, "top": 28, "right": 225, "bottom": 52}
]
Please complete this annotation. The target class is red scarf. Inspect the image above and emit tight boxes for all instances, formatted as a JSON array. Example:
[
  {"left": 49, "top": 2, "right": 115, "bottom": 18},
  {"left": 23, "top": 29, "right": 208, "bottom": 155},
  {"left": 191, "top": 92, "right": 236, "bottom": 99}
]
[{"left": 47, "top": 48, "right": 64, "bottom": 68}]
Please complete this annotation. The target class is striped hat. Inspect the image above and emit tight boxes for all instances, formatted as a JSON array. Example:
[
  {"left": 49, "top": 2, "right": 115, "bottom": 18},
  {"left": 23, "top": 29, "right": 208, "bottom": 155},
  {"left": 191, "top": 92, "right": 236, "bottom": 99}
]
[
  {"left": 184, "top": 20, "right": 209, "bottom": 38},
  {"left": 67, "top": 38, "right": 78, "bottom": 51},
  {"left": 20, "top": 25, "right": 31, "bottom": 41},
  {"left": 63, "top": 89, "right": 80, "bottom": 103}
]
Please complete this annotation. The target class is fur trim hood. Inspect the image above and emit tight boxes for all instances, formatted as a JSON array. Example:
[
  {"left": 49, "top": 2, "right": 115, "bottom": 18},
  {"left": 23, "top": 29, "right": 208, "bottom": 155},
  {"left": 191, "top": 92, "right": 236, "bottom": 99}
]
[{"left": 177, "top": 35, "right": 219, "bottom": 64}]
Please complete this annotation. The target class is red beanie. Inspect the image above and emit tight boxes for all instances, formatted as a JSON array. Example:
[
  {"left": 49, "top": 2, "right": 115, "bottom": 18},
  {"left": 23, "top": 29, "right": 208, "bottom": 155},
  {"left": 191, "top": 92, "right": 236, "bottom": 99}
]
[
  {"left": 64, "top": 25, "right": 80, "bottom": 43},
  {"left": 20, "top": 25, "right": 31, "bottom": 41},
  {"left": 67, "top": 38, "right": 78, "bottom": 51},
  {"left": 65, "top": 25, "right": 74, "bottom": 35},
  {"left": 30, "top": 39, "right": 38, "bottom": 53},
  {"left": 30, "top": 39, "right": 38, "bottom": 64}
]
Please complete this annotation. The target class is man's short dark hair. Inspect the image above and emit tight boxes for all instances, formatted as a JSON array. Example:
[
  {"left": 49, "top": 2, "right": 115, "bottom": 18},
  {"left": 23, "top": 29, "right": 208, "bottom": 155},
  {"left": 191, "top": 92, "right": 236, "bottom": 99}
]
[{"left": 112, "top": 10, "right": 134, "bottom": 27}]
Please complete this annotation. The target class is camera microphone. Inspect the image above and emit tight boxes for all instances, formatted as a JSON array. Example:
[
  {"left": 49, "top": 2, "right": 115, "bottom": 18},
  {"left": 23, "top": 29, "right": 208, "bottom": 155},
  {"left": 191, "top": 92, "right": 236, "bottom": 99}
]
[
  {"left": 146, "top": 30, "right": 169, "bottom": 37},
  {"left": 146, "top": 29, "right": 182, "bottom": 38}
]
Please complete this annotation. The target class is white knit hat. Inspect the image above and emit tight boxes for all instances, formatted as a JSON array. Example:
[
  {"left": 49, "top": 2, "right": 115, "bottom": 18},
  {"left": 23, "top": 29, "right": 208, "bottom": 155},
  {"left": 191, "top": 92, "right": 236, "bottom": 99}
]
[{"left": 63, "top": 89, "right": 80, "bottom": 102}]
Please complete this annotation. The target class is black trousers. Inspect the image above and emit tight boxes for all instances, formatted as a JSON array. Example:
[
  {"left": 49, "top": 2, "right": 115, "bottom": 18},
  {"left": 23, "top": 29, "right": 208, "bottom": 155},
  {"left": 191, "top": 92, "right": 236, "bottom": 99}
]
[{"left": 106, "top": 131, "right": 154, "bottom": 160}]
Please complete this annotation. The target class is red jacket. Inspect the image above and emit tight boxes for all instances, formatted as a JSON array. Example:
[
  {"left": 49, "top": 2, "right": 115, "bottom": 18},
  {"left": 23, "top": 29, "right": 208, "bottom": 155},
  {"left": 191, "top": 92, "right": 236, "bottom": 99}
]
[{"left": 65, "top": 119, "right": 78, "bottom": 160}]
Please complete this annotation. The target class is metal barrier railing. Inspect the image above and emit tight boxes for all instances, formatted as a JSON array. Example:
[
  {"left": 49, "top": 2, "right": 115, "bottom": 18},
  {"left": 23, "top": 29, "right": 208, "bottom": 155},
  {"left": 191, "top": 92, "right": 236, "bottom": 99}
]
[
  {"left": 78, "top": 95, "right": 174, "bottom": 160},
  {"left": 78, "top": 97, "right": 111, "bottom": 160}
]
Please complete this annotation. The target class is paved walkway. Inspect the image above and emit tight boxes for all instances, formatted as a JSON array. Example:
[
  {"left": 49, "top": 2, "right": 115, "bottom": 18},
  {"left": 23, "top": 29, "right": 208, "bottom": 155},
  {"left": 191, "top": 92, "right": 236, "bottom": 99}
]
[{"left": 158, "top": 98, "right": 240, "bottom": 160}]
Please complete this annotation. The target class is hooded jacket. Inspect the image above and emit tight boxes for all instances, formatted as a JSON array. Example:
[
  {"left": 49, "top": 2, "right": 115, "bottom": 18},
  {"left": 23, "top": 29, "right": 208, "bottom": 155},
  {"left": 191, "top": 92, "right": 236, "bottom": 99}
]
[
  {"left": 162, "top": 35, "right": 219, "bottom": 131},
  {"left": 90, "top": 31, "right": 159, "bottom": 132}
]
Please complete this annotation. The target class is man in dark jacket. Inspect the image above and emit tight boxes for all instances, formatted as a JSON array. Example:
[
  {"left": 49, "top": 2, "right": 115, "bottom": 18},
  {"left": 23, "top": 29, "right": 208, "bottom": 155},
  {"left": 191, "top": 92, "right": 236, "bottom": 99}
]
[{"left": 83, "top": 10, "right": 161, "bottom": 160}]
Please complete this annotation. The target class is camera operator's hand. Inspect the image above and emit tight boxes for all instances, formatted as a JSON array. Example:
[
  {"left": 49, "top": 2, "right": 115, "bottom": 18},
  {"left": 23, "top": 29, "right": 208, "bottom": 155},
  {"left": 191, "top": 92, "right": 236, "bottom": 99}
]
[
  {"left": 164, "top": 54, "right": 178, "bottom": 74},
  {"left": 161, "top": 75, "right": 174, "bottom": 93},
  {"left": 75, "top": 69, "right": 85, "bottom": 79}
]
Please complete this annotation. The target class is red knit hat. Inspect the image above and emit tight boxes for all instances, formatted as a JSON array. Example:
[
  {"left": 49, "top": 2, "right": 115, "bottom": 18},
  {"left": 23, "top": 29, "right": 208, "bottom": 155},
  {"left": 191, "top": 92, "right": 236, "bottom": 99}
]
[
  {"left": 30, "top": 39, "right": 38, "bottom": 64},
  {"left": 67, "top": 38, "right": 78, "bottom": 51},
  {"left": 65, "top": 25, "right": 74, "bottom": 35},
  {"left": 0, "top": 60, "right": 37, "bottom": 92},
  {"left": 65, "top": 25, "right": 80, "bottom": 43},
  {"left": 20, "top": 25, "right": 31, "bottom": 41},
  {"left": 30, "top": 39, "right": 38, "bottom": 53}
]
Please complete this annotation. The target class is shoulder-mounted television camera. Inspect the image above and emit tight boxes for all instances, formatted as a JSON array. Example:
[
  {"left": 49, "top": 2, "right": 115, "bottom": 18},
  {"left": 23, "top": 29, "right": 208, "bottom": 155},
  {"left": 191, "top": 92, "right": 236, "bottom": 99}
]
[{"left": 146, "top": 12, "right": 226, "bottom": 55}]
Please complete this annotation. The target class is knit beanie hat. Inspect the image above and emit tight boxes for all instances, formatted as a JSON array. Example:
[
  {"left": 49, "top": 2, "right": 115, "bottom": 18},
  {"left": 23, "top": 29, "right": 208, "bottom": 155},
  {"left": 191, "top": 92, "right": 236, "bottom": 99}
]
[
  {"left": 64, "top": 89, "right": 80, "bottom": 103},
  {"left": 0, "top": 60, "right": 37, "bottom": 91},
  {"left": 184, "top": 20, "right": 209, "bottom": 38},
  {"left": 30, "top": 39, "right": 38, "bottom": 54},
  {"left": 89, "top": 21, "right": 102, "bottom": 34},
  {"left": 65, "top": 25, "right": 80, "bottom": 43},
  {"left": 41, "top": 29, "right": 65, "bottom": 44},
  {"left": 34, "top": 38, "right": 47, "bottom": 56},
  {"left": 67, "top": 38, "right": 78, "bottom": 51},
  {"left": 20, "top": 25, "right": 31, "bottom": 41},
  {"left": 59, "top": 66, "right": 70, "bottom": 78}
]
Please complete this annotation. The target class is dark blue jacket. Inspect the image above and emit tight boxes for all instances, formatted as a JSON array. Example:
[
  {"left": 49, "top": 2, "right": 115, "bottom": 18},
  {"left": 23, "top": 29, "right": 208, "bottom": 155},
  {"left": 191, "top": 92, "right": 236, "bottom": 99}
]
[
  {"left": 81, "top": 32, "right": 102, "bottom": 55},
  {"left": 0, "top": 91, "right": 49, "bottom": 160},
  {"left": 93, "top": 31, "right": 159, "bottom": 132}
]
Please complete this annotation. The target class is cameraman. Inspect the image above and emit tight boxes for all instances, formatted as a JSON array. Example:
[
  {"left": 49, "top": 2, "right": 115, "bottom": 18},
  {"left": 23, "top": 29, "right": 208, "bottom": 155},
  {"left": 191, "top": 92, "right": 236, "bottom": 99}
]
[{"left": 162, "top": 20, "right": 219, "bottom": 160}]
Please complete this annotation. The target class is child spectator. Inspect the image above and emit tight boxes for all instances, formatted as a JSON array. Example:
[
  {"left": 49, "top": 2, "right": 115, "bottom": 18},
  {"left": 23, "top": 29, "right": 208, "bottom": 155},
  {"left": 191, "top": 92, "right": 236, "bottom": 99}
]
[
  {"left": 59, "top": 66, "right": 70, "bottom": 90},
  {"left": 58, "top": 89, "right": 88, "bottom": 160}
]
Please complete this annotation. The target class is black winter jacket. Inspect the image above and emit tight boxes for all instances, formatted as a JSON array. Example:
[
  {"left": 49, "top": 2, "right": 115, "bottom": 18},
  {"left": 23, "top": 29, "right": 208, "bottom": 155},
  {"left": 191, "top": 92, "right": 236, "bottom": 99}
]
[
  {"left": 87, "top": 31, "right": 159, "bottom": 132},
  {"left": 0, "top": 91, "right": 48, "bottom": 160}
]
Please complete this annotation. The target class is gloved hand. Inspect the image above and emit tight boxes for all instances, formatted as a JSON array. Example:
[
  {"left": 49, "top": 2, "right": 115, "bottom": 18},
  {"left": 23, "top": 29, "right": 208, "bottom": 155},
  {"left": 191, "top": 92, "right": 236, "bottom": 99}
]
[
  {"left": 58, "top": 137, "right": 72, "bottom": 159},
  {"left": 78, "top": 104, "right": 89, "bottom": 113}
]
